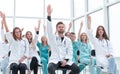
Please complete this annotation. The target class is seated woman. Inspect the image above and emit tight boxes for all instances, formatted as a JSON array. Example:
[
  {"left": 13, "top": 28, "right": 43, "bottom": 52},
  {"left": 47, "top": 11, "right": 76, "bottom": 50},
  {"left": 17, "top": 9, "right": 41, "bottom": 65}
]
[
  {"left": 0, "top": 16, "right": 10, "bottom": 74},
  {"left": 37, "top": 35, "right": 49, "bottom": 74},
  {"left": 25, "top": 20, "right": 40, "bottom": 74},
  {"left": 77, "top": 21, "right": 91, "bottom": 72},
  {"left": 37, "top": 25, "right": 49, "bottom": 74},
  {"left": 1, "top": 11, "right": 29, "bottom": 74},
  {"left": 87, "top": 16, "right": 117, "bottom": 74}
]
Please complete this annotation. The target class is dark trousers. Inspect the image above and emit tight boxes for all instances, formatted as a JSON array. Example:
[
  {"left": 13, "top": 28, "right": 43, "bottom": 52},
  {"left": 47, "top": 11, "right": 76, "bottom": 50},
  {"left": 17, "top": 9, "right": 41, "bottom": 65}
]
[
  {"left": 48, "top": 62, "right": 80, "bottom": 74},
  {"left": 30, "top": 57, "right": 38, "bottom": 74},
  {"left": 10, "top": 63, "right": 27, "bottom": 74},
  {"left": 63, "top": 70, "right": 67, "bottom": 74}
]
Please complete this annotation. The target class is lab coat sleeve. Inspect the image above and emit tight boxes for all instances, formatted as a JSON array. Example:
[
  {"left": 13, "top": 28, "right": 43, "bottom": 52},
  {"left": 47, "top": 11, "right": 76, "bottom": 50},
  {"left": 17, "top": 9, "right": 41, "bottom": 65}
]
[
  {"left": 34, "top": 33, "right": 39, "bottom": 44},
  {"left": 24, "top": 38, "right": 29, "bottom": 58},
  {"left": 107, "top": 40, "right": 114, "bottom": 56},
  {"left": 1, "top": 28, "right": 5, "bottom": 41},
  {"left": 86, "top": 29, "right": 96, "bottom": 46},
  {"left": 47, "top": 19, "right": 57, "bottom": 50},
  {"left": 6, "top": 32, "right": 14, "bottom": 44}
]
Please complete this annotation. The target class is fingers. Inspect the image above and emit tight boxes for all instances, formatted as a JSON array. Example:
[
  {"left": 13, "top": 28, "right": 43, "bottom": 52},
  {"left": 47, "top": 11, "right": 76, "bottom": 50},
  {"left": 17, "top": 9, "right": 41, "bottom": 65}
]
[{"left": 47, "top": 4, "right": 53, "bottom": 16}]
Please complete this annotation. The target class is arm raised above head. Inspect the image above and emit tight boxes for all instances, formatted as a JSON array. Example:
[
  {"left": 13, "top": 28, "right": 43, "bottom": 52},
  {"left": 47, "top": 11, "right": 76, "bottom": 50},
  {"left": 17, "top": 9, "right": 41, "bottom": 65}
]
[{"left": 0, "top": 11, "right": 9, "bottom": 32}]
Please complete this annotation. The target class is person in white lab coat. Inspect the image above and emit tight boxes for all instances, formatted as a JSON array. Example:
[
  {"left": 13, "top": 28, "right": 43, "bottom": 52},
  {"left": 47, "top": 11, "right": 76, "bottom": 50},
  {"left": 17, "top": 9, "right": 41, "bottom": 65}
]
[
  {"left": 0, "top": 16, "right": 10, "bottom": 74},
  {"left": 0, "top": 11, "right": 29, "bottom": 74},
  {"left": 46, "top": 5, "right": 80, "bottom": 74},
  {"left": 87, "top": 16, "right": 117, "bottom": 74},
  {"left": 25, "top": 20, "right": 40, "bottom": 74}
]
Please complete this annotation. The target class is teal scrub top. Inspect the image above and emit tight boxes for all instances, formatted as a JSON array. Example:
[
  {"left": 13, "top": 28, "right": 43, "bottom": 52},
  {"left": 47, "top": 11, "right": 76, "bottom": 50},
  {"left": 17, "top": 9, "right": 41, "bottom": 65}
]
[
  {"left": 37, "top": 42, "right": 49, "bottom": 62},
  {"left": 72, "top": 41, "right": 79, "bottom": 63},
  {"left": 78, "top": 39, "right": 91, "bottom": 64}
]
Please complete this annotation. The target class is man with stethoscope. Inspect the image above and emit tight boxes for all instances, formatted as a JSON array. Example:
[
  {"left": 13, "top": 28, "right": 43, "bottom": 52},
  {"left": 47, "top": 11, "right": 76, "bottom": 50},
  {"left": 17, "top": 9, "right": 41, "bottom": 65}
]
[{"left": 46, "top": 4, "right": 80, "bottom": 74}]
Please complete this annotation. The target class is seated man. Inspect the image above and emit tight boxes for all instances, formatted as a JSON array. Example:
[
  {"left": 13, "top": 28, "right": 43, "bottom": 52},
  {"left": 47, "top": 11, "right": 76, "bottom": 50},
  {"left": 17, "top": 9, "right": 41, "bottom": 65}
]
[{"left": 46, "top": 4, "right": 80, "bottom": 74}]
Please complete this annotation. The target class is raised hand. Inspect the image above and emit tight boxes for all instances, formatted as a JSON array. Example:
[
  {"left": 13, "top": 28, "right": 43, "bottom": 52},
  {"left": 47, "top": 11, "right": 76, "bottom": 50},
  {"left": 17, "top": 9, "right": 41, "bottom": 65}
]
[
  {"left": 38, "top": 20, "right": 41, "bottom": 30},
  {"left": 35, "top": 20, "right": 41, "bottom": 32},
  {"left": 69, "top": 22, "right": 72, "bottom": 28},
  {"left": 47, "top": 4, "right": 53, "bottom": 16},
  {"left": 78, "top": 21, "right": 83, "bottom": 38},
  {"left": 80, "top": 21, "right": 83, "bottom": 28},
  {"left": 67, "top": 22, "right": 72, "bottom": 32},
  {"left": 0, "top": 11, "right": 9, "bottom": 32},
  {"left": 0, "top": 11, "right": 5, "bottom": 19},
  {"left": 87, "top": 16, "right": 91, "bottom": 29}
]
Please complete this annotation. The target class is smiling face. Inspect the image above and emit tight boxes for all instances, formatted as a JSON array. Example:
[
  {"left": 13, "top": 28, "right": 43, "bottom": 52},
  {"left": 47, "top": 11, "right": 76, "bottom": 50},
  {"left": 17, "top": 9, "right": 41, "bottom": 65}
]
[
  {"left": 97, "top": 27, "right": 104, "bottom": 37},
  {"left": 41, "top": 36, "right": 47, "bottom": 42},
  {"left": 25, "top": 31, "right": 33, "bottom": 41},
  {"left": 13, "top": 27, "right": 22, "bottom": 40},
  {"left": 56, "top": 22, "right": 65, "bottom": 34},
  {"left": 96, "top": 25, "right": 109, "bottom": 40},
  {"left": 80, "top": 32, "right": 88, "bottom": 43},
  {"left": 57, "top": 24, "right": 65, "bottom": 34},
  {"left": 80, "top": 33, "right": 87, "bottom": 40}
]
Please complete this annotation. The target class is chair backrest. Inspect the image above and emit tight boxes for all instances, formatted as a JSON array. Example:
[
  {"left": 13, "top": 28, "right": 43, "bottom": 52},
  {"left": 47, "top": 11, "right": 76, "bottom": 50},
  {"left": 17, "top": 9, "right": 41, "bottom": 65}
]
[
  {"left": 91, "top": 50, "right": 96, "bottom": 57},
  {"left": 77, "top": 50, "right": 80, "bottom": 56},
  {"left": 8, "top": 51, "right": 11, "bottom": 57}
]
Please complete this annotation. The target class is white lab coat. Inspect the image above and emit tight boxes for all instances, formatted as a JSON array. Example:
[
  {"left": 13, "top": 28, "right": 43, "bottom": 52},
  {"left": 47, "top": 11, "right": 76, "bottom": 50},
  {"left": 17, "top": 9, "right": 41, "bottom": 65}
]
[
  {"left": 28, "top": 34, "right": 40, "bottom": 63},
  {"left": 0, "top": 42, "right": 9, "bottom": 62},
  {"left": 0, "top": 28, "right": 10, "bottom": 62},
  {"left": 47, "top": 20, "right": 73, "bottom": 65},
  {"left": 87, "top": 29, "right": 113, "bottom": 68},
  {"left": 6, "top": 32, "right": 29, "bottom": 65}
]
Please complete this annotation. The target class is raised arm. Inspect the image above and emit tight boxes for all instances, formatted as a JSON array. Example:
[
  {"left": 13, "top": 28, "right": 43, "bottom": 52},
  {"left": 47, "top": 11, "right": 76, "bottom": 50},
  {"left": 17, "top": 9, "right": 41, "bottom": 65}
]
[
  {"left": 0, "top": 11, "right": 9, "bottom": 32},
  {"left": 87, "top": 16, "right": 91, "bottom": 30},
  {"left": 86, "top": 16, "right": 96, "bottom": 45},
  {"left": 35, "top": 20, "right": 41, "bottom": 33},
  {"left": 78, "top": 21, "right": 83, "bottom": 39},
  {"left": 1, "top": 19, "right": 5, "bottom": 41},
  {"left": 46, "top": 4, "right": 58, "bottom": 52},
  {"left": 47, "top": 4, "right": 53, "bottom": 35},
  {"left": 34, "top": 20, "right": 41, "bottom": 43},
  {"left": 67, "top": 22, "right": 72, "bottom": 32},
  {"left": 43, "top": 25, "right": 47, "bottom": 36}
]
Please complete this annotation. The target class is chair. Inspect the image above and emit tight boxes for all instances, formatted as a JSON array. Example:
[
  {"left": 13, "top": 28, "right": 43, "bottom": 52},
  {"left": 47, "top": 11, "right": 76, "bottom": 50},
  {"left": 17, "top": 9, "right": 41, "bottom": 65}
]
[
  {"left": 90, "top": 50, "right": 108, "bottom": 74},
  {"left": 38, "top": 64, "right": 43, "bottom": 74},
  {"left": 76, "top": 50, "right": 91, "bottom": 74}
]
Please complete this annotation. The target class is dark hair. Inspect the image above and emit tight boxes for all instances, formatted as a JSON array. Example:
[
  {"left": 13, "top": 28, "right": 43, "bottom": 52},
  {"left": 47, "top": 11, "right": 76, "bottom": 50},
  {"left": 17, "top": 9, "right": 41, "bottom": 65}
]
[
  {"left": 96, "top": 25, "right": 109, "bottom": 40},
  {"left": 56, "top": 21, "right": 65, "bottom": 28},
  {"left": 70, "top": 32, "right": 75, "bottom": 35},
  {"left": 65, "top": 32, "right": 70, "bottom": 36}
]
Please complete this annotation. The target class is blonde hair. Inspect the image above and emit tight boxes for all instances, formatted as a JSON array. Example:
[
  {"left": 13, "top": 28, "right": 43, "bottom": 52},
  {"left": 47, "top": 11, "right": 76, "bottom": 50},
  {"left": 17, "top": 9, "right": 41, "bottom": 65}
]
[{"left": 25, "top": 31, "right": 36, "bottom": 50}]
